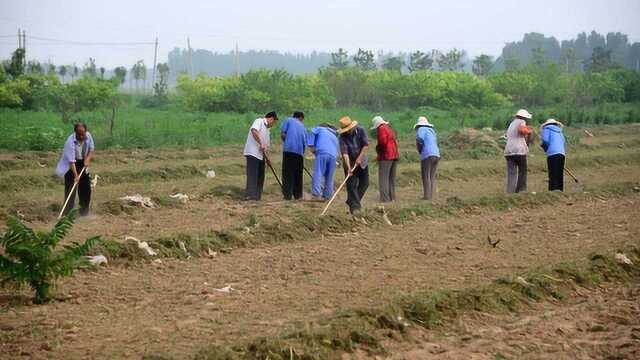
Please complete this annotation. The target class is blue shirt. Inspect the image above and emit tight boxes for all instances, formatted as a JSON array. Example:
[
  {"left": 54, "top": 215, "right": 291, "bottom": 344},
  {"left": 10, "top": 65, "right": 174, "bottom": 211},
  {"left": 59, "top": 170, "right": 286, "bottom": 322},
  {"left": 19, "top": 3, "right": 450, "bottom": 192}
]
[
  {"left": 281, "top": 117, "right": 307, "bottom": 156},
  {"left": 308, "top": 126, "right": 339, "bottom": 158},
  {"left": 540, "top": 124, "right": 565, "bottom": 156},
  {"left": 416, "top": 126, "right": 440, "bottom": 160}
]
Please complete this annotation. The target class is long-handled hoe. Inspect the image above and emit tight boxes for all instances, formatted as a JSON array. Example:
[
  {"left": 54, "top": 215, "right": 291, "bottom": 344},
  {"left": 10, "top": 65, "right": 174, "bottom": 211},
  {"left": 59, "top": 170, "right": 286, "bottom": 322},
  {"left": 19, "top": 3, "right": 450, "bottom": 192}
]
[
  {"left": 262, "top": 151, "right": 283, "bottom": 189},
  {"left": 320, "top": 164, "right": 357, "bottom": 216},
  {"left": 57, "top": 167, "right": 87, "bottom": 219}
]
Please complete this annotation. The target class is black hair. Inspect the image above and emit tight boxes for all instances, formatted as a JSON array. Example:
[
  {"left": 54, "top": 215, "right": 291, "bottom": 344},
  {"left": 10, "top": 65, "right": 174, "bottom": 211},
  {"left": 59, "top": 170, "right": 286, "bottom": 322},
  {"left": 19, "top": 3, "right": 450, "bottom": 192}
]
[
  {"left": 265, "top": 111, "right": 278, "bottom": 120},
  {"left": 292, "top": 111, "right": 304, "bottom": 119},
  {"left": 74, "top": 122, "right": 88, "bottom": 132}
]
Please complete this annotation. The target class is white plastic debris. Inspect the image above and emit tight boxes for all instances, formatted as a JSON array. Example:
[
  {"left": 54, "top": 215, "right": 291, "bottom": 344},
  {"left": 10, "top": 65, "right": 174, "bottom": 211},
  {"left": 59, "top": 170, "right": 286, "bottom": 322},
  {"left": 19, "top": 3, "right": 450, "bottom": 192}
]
[
  {"left": 214, "top": 285, "right": 234, "bottom": 293},
  {"left": 91, "top": 174, "right": 100, "bottom": 188},
  {"left": 515, "top": 276, "right": 532, "bottom": 287},
  {"left": 207, "top": 248, "right": 218, "bottom": 258},
  {"left": 86, "top": 255, "right": 108, "bottom": 266},
  {"left": 615, "top": 253, "right": 633, "bottom": 265},
  {"left": 125, "top": 235, "right": 158, "bottom": 256},
  {"left": 120, "top": 194, "right": 155, "bottom": 208},
  {"left": 206, "top": 170, "right": 216, "bottom": 178},
  {"left": 178, "top": 240, "right": 188, "bottom": 253},
  {"left": 170, "top": 193, "right": 189, "bottom": 203}
]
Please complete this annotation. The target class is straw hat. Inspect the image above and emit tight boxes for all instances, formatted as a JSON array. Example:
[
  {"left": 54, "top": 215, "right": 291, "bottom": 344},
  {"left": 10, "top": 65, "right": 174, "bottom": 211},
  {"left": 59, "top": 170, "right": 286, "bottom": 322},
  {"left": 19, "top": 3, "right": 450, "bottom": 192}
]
[
  {"left": 370, "top": 116, "right": 389, "bottom": 130},
  {"left": 541, "top": 118, "right": 564, "bottom": 128},
  {"left": 414, "top": 116, "right": 434, "bottom": 129},
  {"left": 337, "top": 116, "right": 358, "bottom": 134},
  {"left": 515, "top": 109, "right": 532, "bottom": 120}
]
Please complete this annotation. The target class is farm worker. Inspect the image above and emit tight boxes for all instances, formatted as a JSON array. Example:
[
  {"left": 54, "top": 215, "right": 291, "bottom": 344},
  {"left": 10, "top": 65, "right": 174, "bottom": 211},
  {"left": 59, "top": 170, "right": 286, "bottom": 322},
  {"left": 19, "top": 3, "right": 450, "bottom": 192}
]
[
  {"left": 243, "top": 111, "right": 278, "bottom": 201},
  {"left": 280, "top": 111, "right": 307, "bottom": 200},
  {"left": 504, "top": 109, "right": 533, "bottom": 194},
  {"left": 308, "top": 123, "right": 339, "bottom": 200},
  {"left": 414, "top": 116, "right": 440, "bottom": 200},
  {"left": 55, "top": 122, "right": 95, "bottom": 216},
  {"left": 540, "top": 119, "right": 566, "bottom": 191},
  {"left": 337, "top": 116, "right": 369, "bottom": 216},
  {"left": 371, "top": 116, "right": 399, "bottom": 202}
]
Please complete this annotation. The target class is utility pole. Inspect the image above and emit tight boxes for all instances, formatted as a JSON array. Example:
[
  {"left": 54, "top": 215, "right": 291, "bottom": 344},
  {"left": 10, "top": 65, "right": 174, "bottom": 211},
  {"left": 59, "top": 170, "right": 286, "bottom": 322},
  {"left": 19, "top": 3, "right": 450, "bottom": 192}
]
[
  {"left": 22, "top": 30, "right": 26, "bottom": 68},
  {"left": 187, "top": 37, "right": 194, "bottom": 79},
  {"left": 235, "top": 42, "right": 239, "bottom": 77},
  {"left": 151, "top": 37, "right": 158, "bottom": 93}
]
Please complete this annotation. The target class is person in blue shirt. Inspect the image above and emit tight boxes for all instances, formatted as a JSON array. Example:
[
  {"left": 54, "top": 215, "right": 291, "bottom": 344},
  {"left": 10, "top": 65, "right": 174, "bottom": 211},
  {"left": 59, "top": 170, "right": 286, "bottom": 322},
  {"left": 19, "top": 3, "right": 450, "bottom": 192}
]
[
  {"left": 308, "top": 123, "right": 339, "bottom": 200},
  {"left": 280, "top": 111, "right": 307, "bottom": 200},
  {"left": 540, "top": 119, "right": 566, "bottom": 191},
  {"left": 414, "top": 116, "right": 440, "bottom": 200}
]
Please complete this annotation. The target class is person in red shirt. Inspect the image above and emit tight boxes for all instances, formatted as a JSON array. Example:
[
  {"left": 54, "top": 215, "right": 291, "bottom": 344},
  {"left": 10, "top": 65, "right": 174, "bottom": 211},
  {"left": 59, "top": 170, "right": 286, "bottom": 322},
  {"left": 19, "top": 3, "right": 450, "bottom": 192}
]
[{"left": 371, "top": 116, "right": 400, "bottom": 202}]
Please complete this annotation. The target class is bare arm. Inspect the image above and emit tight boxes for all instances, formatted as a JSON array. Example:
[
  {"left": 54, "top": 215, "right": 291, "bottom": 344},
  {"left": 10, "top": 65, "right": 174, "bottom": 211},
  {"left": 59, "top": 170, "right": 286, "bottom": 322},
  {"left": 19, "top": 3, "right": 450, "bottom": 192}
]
[{"left": 84, "top": 151, "right": 94, "bottom": 167}]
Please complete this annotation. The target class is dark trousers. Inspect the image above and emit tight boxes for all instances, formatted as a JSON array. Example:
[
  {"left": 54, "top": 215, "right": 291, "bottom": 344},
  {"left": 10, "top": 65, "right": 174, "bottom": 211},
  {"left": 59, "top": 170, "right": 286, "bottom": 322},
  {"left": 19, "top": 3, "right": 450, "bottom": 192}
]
[
  {"left": 506, "top": 155, "right": 527, "bottom": 194},
  {"left": 63, "top": 159, "right": 91, "bottom": 216},
  {"left": 547, "top": 154, "right": 565, "bottom": 191},
  {"left": 245, "top": 155, "right": 265, "bottom": 200},
  {"left": 282, "top": 152, "right": 304, "bottom": 200},
  {"left": 378, "top": 160, "right": 397, "bottom": 202},
  {"left": 345, "top": 166, "right": 369, "bottom": 214}
]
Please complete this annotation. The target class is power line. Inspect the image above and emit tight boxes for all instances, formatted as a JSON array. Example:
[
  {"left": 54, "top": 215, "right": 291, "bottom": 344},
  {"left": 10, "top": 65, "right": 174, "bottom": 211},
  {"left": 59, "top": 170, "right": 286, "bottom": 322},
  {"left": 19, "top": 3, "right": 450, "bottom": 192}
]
[{"left": 26, "top": 35, "right": 154, "bottom": 46}]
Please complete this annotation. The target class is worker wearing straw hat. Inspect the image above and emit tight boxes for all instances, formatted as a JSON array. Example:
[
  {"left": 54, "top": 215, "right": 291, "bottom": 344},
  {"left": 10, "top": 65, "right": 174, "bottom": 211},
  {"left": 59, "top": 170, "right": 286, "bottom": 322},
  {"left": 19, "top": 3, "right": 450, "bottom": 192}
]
[
  {"left": 414, "top": 116, "right": 440, "bottom": 200},
  {"left": 540, "top": 119, "right": 566, "bottom": 191},
  {"left": 504, "top": 109, "right": 533, "bottom": 194},
  {"left": 55, "top": 122, "right": 95, "bottom": 216},
  {"left": 371, "top": 116, "right": 399, "bottom": 202},
  {"left": 337, "top": 116, "right": 369, "bottom": 216}
]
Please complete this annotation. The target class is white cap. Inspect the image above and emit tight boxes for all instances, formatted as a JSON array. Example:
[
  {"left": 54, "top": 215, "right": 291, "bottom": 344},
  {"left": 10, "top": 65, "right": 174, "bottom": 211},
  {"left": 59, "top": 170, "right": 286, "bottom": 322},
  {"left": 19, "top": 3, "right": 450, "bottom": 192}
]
[
  {"left": 414, "top": 116, "right": 433, "bottom": 129},
  {"left": 370, "top": 116, "right": 389, "bottom": 130},
  {"left": 515, "top": 109, "right": 532, "bottom": 120}
]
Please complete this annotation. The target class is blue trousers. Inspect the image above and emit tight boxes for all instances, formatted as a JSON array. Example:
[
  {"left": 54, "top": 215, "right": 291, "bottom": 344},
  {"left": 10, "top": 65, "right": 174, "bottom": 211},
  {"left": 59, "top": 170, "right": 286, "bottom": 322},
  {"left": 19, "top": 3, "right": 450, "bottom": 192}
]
[{"left": 311, "top": 154, "right": 336, "bottom": 199}]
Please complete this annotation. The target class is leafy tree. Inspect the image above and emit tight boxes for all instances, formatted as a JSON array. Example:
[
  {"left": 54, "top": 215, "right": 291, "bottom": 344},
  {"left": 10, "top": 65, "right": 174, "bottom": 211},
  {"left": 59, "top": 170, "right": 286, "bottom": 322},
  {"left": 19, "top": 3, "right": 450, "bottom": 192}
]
[
  {"left": 408, "top": 51, "right": 433, "bottom": 72},
  {"left": 560, "top": 48, "right": 578, "bottom": 73},
  {"left": 99, "top": 67, "right": 105, "bottom": 79},
  {"left": 131, "top": 60, "right": 147, "bottom": 92},
  {"left": 71, "top": 64, "right": 79, "bottom": 82},
  {"left": 5, "top": 48, "right": 25, "bottom": 79},
  {"left": 0, "top": 212, "right": 100, "bottom": 303},
  {"left": 531, "top": 47, "right": 546, "bottom": 67},
  {"left": 26, "top": 60, "right": 43, "bottom": 75},
  {"left": 472, "top": 54, "right": 494, "bottom": 76},
  {"left": 113, "top": 66, "right": 127, "bottom": 85},
  {"left": 382, "top": 56, "right": 404, "bottom": 72},
  {"left": 353, "top": 48, "right": 376, "bottom": 71},
  {"left": 46, "top": 64, "right": 56, "bottom": 76},
  {"left": 585, "top": 47, "right": 612, "bottom": 73},
  {"left": 329, "top": 48, "right": 349, "bottom": 69},
  {"left": 82, "top": 58, "right": 97, "bottom": 78},
  {"left": 154, "top": 63, "right": 170, "bottom": 99},
  {"left": 58, "top": 65, "right": 67, "bottom": 83},
  {"left": 504, "top": 57, "right": 520, "bottom": 72},
  {"left": 436, "top": 49, "right": 466, "bottom": 71}
]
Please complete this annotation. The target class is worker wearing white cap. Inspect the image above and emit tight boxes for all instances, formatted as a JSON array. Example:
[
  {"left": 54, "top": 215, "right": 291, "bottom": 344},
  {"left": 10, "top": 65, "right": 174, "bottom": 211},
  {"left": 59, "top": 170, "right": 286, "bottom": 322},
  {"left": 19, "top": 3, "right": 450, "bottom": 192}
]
[{"left": 504, "top": 109, "right": 533, "bottom": 194}]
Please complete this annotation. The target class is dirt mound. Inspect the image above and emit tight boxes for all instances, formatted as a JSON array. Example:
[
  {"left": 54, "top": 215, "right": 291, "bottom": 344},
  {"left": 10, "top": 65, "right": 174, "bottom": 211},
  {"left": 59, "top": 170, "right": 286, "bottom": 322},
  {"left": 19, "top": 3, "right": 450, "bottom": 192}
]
[{"left": 447, "top": 128, "right": 501, "bottom": 151}]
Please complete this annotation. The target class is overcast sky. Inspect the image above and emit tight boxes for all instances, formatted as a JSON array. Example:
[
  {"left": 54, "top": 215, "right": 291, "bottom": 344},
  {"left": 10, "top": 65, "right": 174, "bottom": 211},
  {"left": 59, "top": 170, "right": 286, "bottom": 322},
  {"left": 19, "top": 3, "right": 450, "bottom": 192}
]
[{"left": 1, "top": 0, "right": 639, "bottom": 68}]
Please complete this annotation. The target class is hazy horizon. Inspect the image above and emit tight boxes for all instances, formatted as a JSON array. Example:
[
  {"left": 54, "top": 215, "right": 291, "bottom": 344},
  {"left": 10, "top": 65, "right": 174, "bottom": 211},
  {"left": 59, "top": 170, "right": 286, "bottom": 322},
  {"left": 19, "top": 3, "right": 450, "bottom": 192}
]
[{"left": 2, "top": 0, "right": 639, "bottom": 68}]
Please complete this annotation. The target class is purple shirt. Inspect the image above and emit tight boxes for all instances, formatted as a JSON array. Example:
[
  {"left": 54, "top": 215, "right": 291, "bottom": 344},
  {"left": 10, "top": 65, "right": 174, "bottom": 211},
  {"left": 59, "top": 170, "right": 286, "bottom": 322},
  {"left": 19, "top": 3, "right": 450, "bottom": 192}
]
[{"left": 339, "top": 126, "right": 369, "bottom": 168}]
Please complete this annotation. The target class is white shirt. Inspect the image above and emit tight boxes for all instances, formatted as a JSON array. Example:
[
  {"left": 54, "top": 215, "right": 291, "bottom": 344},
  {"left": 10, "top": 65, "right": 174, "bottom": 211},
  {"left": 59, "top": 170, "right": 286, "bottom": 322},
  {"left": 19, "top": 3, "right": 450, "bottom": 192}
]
[
  {"left": 504, "top": 118, "right": 529, "bottom": 156},
  {"left": 243, "top": 118, "right": 270, "bottom": 160}
]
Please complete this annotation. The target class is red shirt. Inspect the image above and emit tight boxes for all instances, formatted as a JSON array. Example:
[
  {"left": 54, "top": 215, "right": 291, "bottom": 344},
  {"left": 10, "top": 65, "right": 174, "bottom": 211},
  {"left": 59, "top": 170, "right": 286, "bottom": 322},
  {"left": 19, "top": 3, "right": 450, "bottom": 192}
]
[{"left": 376, "top": 124, "right": 399, "bottom": 161}]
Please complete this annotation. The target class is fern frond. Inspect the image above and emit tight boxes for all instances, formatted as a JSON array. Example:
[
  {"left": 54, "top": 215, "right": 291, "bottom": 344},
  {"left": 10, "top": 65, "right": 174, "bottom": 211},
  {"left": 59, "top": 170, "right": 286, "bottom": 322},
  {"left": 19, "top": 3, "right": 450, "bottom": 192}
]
[
  {"left": 1, "top": 216, "right": 36, "bottom": 248},
  {"left": 46, "top": 212, "right": 76, "bottom": 247},
  {"left": 50, "top": 236, "right": 101, "bottom": 278}
]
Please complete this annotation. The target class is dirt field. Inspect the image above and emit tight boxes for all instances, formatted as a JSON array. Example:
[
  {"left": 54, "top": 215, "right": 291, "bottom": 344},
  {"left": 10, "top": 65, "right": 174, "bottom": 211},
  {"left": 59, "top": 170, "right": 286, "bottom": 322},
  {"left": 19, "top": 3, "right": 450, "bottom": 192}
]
[{"left": 1, "top": 124, "right": 639, "bottom": 359}]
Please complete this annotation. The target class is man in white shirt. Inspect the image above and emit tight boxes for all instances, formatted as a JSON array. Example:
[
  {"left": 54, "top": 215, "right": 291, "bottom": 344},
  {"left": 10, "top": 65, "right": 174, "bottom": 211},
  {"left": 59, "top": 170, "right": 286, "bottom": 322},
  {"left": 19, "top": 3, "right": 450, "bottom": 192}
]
[{"left": 244, "top": 111, "right": 278, "bottom": 200}]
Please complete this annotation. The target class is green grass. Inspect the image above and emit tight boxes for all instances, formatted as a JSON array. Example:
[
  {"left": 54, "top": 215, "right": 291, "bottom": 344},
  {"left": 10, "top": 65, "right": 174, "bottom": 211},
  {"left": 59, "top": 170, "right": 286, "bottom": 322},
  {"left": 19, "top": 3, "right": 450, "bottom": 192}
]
[{"left": 1, "top": 102, "right": 639, "bottom": 151}]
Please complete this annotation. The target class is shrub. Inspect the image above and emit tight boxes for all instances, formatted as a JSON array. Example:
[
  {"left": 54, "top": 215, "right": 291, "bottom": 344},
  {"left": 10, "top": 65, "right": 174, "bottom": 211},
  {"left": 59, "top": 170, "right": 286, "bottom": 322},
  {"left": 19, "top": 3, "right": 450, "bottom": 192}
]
[{"left": 0, "top": 212, "right": 100, "bottom": 303}]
